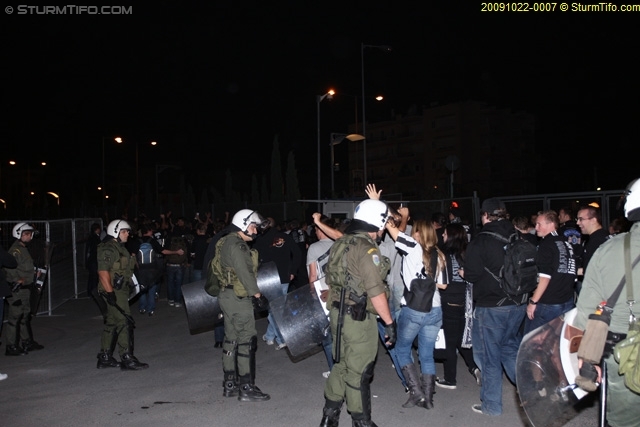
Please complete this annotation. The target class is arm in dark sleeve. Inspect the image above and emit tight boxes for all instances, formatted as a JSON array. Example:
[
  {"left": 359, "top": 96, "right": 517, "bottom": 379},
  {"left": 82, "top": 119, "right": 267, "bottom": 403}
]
[
  {"left": 0, "top": 245, "right": 18, "bottom": 269},
  {"left": 463, "top": 240, "right": 484, "bottom": 283},
  {"left": 288, "top": 235, "right": 302, "bottom": 278}
]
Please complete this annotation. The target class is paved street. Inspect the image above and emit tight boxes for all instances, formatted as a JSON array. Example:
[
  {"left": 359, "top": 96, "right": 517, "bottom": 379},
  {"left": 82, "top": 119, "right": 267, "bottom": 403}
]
[{"left": 1, "top": 297, "right": 599, "bottom": 427}]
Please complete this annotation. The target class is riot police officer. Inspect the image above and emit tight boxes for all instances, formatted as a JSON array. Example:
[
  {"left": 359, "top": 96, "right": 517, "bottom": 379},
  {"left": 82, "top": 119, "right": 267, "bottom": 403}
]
[
  {"left": 96, "top": 219, "right": 148, "bottom": 370},
  {"left": 216, "top": 209, "right": 270, "bottom": 402},
  {"left": 4, "top": 223, "right": 42, "bottom": 355},
  {"left": 319, "top": 199, "right": 397, "bottom": 427}
]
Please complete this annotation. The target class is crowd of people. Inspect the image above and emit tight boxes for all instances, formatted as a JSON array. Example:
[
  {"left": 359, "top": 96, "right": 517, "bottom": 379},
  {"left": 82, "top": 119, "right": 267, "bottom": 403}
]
[{"left": 1, "top": 179, "right": 638, "bottom": 427}]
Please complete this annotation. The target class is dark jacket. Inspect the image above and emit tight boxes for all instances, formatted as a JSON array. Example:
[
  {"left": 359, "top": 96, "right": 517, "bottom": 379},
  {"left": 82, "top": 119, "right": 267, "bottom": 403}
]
[
  {"left": 465, "top": 219, "right": 517, "bottom": 307},
  {"left": 1, "top": 244, "right": 19, "bottom": 297},
  {"left": 253, "top": 227, "right": 302, "bottom": 285}
]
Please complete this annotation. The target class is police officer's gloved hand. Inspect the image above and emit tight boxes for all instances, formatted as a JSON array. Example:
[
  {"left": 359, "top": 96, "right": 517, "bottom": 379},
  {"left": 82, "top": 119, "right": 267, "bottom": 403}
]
[
  {"left": 252, "top": 294, "right": 269, "bottom": 311},
  {"left": 384, "top": 320, "right": 397, "bottom": 347},
  {"left": 105, "top": 291, "right": 118, "bottom": 307}
]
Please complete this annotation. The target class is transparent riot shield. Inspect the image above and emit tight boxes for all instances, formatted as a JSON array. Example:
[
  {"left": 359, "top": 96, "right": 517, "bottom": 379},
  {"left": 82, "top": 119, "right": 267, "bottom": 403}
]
[
  {"left": 516, "top": 308, "right": 588, "bottom": 427},
  {"left": 269, "top": 283, "right": 330, "bottom": 359}
]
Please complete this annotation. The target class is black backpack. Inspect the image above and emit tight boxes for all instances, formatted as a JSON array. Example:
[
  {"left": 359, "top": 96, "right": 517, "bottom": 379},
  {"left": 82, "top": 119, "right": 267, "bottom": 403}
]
[{"left": 480, "top": 231, "right": 538, "bottom": 305}]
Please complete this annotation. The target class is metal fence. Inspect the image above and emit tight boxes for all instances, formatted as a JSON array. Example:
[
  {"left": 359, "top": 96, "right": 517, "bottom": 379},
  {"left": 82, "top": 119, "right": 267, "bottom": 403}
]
[
  {"left": 0, "top": 188, "right": 625, "bottom": 316},
  {"left": 1, "top": 218, "right": 102, "bottom": 315}
]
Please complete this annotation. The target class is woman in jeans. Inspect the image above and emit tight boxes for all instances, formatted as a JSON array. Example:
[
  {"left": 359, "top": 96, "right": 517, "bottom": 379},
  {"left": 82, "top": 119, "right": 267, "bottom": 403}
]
[
  {"left": 384, "top": 210, "right": 447, "bottom": 410},
  {"left": 436, "top": 223, "right": 481, "bottom": 390}
]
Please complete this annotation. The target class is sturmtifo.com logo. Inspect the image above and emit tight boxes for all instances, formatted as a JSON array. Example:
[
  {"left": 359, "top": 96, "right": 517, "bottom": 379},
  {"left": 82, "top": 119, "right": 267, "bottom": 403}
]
[{"left": 5, "top": 5, "right": 133, "bottom": 14}]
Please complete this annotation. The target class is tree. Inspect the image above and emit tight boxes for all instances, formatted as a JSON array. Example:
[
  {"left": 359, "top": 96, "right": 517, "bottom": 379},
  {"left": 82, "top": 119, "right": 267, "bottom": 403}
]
[{"left": 270, "top": 135, "right": 284, "bottom": 203}]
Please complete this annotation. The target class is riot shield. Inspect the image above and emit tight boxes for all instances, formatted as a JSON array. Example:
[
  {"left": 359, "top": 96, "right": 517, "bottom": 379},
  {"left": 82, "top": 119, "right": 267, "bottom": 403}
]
[
  {"left": 269, "top": 283, "right": 329, "bottom": 359},
  {"left": 516, "top": 308, "right": 588, "bottom": 427},
  {"left": 182, "top": 261, "right": 281, "bottom": 335}
]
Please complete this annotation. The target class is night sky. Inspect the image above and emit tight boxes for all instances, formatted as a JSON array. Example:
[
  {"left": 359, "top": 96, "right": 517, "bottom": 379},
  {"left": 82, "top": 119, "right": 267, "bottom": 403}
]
[{"left": 4, "top": 2, "right": 639, "bottom": 201}]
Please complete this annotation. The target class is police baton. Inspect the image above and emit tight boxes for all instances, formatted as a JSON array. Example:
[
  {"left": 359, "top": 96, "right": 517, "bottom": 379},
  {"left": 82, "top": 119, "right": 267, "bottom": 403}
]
[
  {"left": 99, "top": 291, "right": 136, "bottom": 328},
  {"left": 334, "top": 287, "right": 346, "bottom": 364}
]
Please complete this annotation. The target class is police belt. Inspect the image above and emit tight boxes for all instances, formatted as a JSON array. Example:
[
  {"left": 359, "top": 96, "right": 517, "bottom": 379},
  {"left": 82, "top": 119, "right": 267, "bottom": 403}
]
[{"left": 332, "top": 301, "right": 355, "bottom": 315}]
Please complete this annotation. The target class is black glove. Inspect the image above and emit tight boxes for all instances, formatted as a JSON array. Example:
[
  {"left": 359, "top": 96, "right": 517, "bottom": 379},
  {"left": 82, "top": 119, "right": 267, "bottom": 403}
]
[
  {"left": 252, "top": 294, "right": 269, "bottom": 311},
  {"left": 104, "top": 291, "right": 118, "bottom": 307},
  {"left": 384, "top": 320, "right": 397, "bottom": 347}
]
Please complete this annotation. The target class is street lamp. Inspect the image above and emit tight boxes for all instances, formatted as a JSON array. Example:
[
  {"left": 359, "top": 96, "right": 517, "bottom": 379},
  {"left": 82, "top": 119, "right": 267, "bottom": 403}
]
[
  {"left": 361, "top": 43, "right": 391, "bottom": 186},
  {"left": 330, "top": 133, "right": 365, "bottom": 198},
  {"left": 102, "top": 136, "right": 122, "bottom": 201},
  {"left": 135, "top": 140, "right": 158, "bottom": 206},
  {"left": 317, "top": 89, "right": 335, "bottom": 204}
]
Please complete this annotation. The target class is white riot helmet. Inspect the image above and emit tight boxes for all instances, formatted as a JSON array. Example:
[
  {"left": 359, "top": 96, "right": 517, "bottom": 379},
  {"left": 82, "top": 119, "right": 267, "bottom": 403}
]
[
  {"left": 231, "top": 209, "right": 267, "bottom": 239},
  {"left": 624, "top": 178, "right": 640, "bottom": 221},
  {"left": 106, "top": 219, "right": 132, "bottom": 239},
  {"left": 13, "top": 222, "right": 36, "bottom": 239},
  {"left": 353, "top": 199, "right": 390, "bottom": 232}
]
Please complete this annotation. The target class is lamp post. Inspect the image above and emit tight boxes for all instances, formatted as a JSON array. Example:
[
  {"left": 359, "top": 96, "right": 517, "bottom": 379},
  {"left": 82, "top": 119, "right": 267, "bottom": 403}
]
[
  {"left": 330, "top": 133, "right": 365, "bottom": 198},
  {"left": 317, "top": 90, "right": 334, "bottom": 204},
  {"left": 361, "top": 43, "right": 391, "bottom": 186},
  {"left": 101, "top": 136, "right": 122, "bottom": 202}
]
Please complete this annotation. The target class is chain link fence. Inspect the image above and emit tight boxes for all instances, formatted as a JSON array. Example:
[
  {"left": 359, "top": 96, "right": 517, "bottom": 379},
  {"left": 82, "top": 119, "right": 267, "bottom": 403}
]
[{"left": 1, "top": 218, "right": 102, "bottom": 315}]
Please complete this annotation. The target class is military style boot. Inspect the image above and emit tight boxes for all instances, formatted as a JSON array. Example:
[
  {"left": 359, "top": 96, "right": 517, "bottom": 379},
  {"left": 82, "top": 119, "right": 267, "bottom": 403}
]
[
  {"left": 6, "top": 345, "right": 28, "bottom": 356},
  {"left": 223, "top": 371, "right": 238, "bottom": 397},
  {"left": 120, "top": 352, "right": 149, "bottom": 370},
  {"left": 351, "top": 414, "right": 378, "bottom": 427},
  {"left": 96, "top": 350, "right": 120, "bottom": 368},
  {"left": 237, "top": 375, "right": 270, "bottom": 402},
  {"left": 418, "top": 374, "right": 436, "bottom": 409},
  {"left": 23, "top": 316, "right": 44, "bottom": 351},
  {"left": 319, "top": 398, "right": 343, "bottom": 427},
  {"left": 400, "top": 363, "right": 425, "bottom": 408}
]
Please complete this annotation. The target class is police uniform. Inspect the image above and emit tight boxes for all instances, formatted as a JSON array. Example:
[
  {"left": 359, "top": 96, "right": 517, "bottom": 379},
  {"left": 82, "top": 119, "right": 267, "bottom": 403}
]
[
  {"left": 574, "top": 222, "right": 640, "bottom": 427},
  {"left": 4, "top": 239, "right": 41, "bottom": 354},
  {"left": 216, "top": 232, "right": 268, "bottom": 401},
  {"left": 96, "top": 237, "right": 147, "bottom": 369},
  {"left": 323, "top": 231, "right": 390, "bottom": 425}
]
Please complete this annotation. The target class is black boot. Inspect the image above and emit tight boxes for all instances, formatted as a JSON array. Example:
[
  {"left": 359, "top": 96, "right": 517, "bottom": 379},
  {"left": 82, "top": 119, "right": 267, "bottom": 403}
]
[
  {"left": 6, "top": 345, "right": 28, "bottom": 356},
  {"left": 238, "top": 375, "right": 270, "bottom": 402},
  {"left": 120, "top": 352, "right": 149, "bottom": 370},
  {"left": 223, "top": 371, "right": 238, "bottom": 398},
  {"left": 319, "top": 399, "right": 342, "bottom": 427},
  {"left": 400, "top": 364, "right": 425, "bottom": 408},
  {"left": 418, "top": 374, "right": 436, "bottom": 409},
  {"left": 351, "top": 414, "right": 378, "bottom": 427},
  {"left": 24, "top": 316, "right": 43, "bottom": 351},
  {"left": 22, "top": 339, "right": 44, "bottom": 351},
  {"left": 96, "top": 350, "right": 120, "bottom": 368}
]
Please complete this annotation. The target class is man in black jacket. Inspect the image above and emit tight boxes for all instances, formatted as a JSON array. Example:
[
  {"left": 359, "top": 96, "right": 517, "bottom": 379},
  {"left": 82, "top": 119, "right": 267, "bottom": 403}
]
[{"left": 464, "top": 198, "right": 527, "bottom": 416}]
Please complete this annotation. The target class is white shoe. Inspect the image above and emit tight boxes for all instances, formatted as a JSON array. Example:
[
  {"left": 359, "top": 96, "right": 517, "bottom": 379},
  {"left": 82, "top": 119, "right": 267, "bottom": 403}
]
[
  {"left": 322, "top": 371, "right": 331, "bottom": 378},
  {"left": 275, "top": 342, "right": 287, "bottom": 350},
  {"left": 0, "top": 372, "right": 7, "bottom": 381},
  {"left": 262, "top": 335, "right": 274, "bottom": 346}
]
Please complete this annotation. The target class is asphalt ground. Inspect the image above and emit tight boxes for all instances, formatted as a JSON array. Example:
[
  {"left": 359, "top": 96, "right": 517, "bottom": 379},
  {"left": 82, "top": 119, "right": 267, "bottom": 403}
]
[{"left": 1, "top": 296, "right": 600, "bottom": 427}]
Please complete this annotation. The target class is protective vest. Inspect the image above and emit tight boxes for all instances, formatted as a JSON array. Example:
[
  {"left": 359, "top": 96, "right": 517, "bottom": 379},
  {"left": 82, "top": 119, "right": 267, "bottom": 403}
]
[
  {"left": 326, "top": 233, "right": 390, "bottom": 313},
  {"left": 104, "top": 238, "right": 135, "bottom": 285},
  {"left": 215, "top": 235, "right": 260, "bottom": 297}
]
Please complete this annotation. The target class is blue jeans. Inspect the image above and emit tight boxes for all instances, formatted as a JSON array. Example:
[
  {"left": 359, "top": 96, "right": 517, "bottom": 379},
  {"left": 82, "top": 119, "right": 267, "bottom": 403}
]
[
  {"left": 377, "top": 308, "right": 406, "bottom": 387},
  {"left": 138, "top": 283, "right": 158, "bottom": 312},
  {"left": 523, "top": 298, "right": 574, "bottom": 335},
  {"left": 264, "top": 283, "right": 288, "bottom": 345},
  {"left": 396, "top": 306, "right": 442, "bottom": 374},
  {"left": 166, "top": 265, "right": 184, "bottom": 303},
  {"left": 472, "top": 304, "right": 526, "bottom": 415}
]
